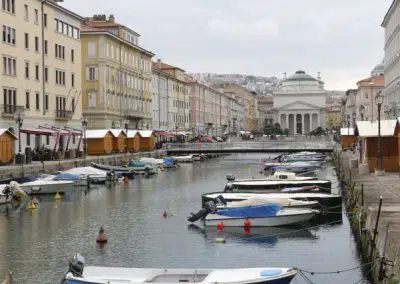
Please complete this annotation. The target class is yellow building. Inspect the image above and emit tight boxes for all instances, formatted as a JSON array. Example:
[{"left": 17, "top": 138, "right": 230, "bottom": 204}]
[
  {"left": 0, "top": 0, "right": 83, "bottom": 152},
  {"left": 326, "top": 105, "right": 342, "bottom": 130},
  {"left": 81, "top": 14, "right": 154, "bottom": 130}
]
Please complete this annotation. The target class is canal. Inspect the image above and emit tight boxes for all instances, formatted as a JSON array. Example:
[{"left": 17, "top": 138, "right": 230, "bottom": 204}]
[{"left": 0, "top": 153, "right": 369, "bottom": 284}]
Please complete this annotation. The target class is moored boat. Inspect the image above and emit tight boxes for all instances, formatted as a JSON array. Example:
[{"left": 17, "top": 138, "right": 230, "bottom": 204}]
[
  {"left": 62, "top": 253, "right": 298, "bottom": 284},
  {"left": 91, "top": 162, "right": 135, "bottom": 178},
  {"left": 127, "top": 160, "right": 158, "bottom": 175},
  {"left": 171, "top": 155, "right": 195, "bottom": 163},
  {"left": 17, "top": 179, "right": 76, "bottom": 195},
  {"left": 224, "top": 179, "right": 332, "bottom": 193},
  {"left": 62, "top": 167, "right": 108, "bottom": 184},
  {"left": 264, "top": 162, "right": 320, "bottom": 174}
]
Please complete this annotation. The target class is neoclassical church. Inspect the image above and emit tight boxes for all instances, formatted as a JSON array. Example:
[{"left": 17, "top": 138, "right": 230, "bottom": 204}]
[{"left": 273, "top": 70, "right": 326, "bottom": 135}]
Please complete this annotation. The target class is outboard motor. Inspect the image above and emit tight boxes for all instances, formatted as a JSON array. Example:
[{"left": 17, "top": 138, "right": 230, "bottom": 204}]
[
  {"left": 224, "top": 183, "right": 233, "bottom": 192},
  {"left": 226, "top": 174, "right": 235, "bottom": 182},
  {"left": 60, "top": 253, "right": 85, "bottom": 283},
  {"left": 215, "top": 195, "right": 227, "bottom": 206},
  {"left": 187, "top": 201, "right": 217, "bottom": 223}
]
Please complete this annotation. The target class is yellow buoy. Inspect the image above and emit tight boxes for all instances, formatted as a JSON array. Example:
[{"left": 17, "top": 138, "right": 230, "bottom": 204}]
[
  {"left": 160, "top": 167, "right": 165, "bottom": 172},
  {"left": 28, "top": 200, "right": 36, "bottom": 210},
  {"left": 54, "top": 192, "right": 61, "bottom": 200}
]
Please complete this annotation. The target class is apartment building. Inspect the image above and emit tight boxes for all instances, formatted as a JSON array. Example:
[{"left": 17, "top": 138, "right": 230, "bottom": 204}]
[
  {"left": 356, "top": 75, "right": 384, "bottom": 122},
  {"left": 187, "top": 77, "right": 229, "bottom": 136},
  {"left": 1, "top": 0, "right": 83, "bottom": 153},
  {"left": 152, "top": 61, "right": 189, "bottom": 131},
  {"left": 80, "top": 14, "right": 154, "bottom": 130}
]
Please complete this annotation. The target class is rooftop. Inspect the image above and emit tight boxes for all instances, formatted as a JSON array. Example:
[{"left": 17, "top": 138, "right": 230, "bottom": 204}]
[
  {"left": 357, "top": 75, "right": 384, "bottom": 88},
  {"left": 284, "top": 70, "right": 318, "bottom": 82}
]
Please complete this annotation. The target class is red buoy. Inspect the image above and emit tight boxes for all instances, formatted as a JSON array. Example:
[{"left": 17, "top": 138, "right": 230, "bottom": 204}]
[
  {"left": 216, "top": 222, "right": 224, "bottom": 231},
  {"left": 244, "top": 218, "right": 251, "bottom": 228},
  {"left": 244, "top": 227, "right": 251, "bottom": 235}
]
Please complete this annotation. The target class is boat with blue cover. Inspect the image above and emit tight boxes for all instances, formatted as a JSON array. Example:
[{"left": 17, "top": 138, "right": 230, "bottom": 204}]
[
  {"left": 127, "top": 160, "right": 158, "bottom": 175},
  {"left": 62, "top": 254, "right": 298, "bottom": 284}
]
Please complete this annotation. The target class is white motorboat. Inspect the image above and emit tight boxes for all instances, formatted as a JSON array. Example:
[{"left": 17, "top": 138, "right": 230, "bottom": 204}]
[
  {"left": 202, "top": 192, "right": 342, "bottom": 211},
  {"left": 172, "top": 155, "right": 195, "bottom": 163},
  {"left": 228, "top": 172, "right": 317, "bottom": 182},
  {"left": 224, "top": 179, "right": 332, "bottom": 193},
  {"left": 219, "top": 197, "right": 319, "bottom": 209},
  {"left": 17, "top": 179, "right": 76, "bottom": 195},
  {"left": 62, "top": 167, "right": 108, "bottom": 184},
  {"left": 140, "top": 157, "right": 164, "bottom": 167},
  {"left": 38, "top": 173, "right": 89, "bottom": 187},
  {"left": 204, "top": 203, "right": 318, "bottom": 227},
  {"left": 62, "top": 254, "right": 298, "bottom": 284},
  {"left": 264, "top": 162, "right": 320, "bottom": 173}
]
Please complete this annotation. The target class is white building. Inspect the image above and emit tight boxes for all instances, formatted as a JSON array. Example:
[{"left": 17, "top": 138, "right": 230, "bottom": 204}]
[
  {"left": 151, "top": 68, "right": 169, "bottom": 130},
  {"left": 273, "top": 70, "right": 326, "bottom": 134},
  {"left": 382, "top": 1, "right": 400, "bottom": 112}
]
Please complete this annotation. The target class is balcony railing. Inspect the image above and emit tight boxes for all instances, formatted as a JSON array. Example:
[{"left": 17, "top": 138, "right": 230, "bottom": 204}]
[
  {"left": 2, "top": 105, "right": 25, "bottom": 116},
  {"left": 55, "top": 109, "right": 73, "bottom": 120}
]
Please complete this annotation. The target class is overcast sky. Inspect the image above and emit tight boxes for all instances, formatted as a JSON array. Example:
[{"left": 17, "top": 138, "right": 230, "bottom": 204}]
[{"left": 62, "top": 0, "right": 392, "bottom": 90}]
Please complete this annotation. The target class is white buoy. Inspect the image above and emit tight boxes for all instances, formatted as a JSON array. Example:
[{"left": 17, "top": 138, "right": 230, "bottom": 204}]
[{"left": 215, "top": 237, "right": 226, "bottom": 243}]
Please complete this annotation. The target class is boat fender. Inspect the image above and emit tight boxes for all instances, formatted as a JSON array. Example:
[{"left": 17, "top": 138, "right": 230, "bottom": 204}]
[
  {"left": 55, "top": 192, "right": 61, "bottom": 201},
  {"left": 215, "top": 237, "right": 226, "bottom": 243},
  {"left": 28, "top": 200, "right": 36, "bottom": 210},
  {"left": 244, "top": 218, "right": 251, "bottom": 228},
  {"left": 216, "top": 222, "right": 224, "bottom": 231}
]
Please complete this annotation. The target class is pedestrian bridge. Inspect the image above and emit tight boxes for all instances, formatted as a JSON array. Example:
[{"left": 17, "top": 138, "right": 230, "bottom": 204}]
[{"left": 165, "top": 139, "right": 336, "bottom": 154}]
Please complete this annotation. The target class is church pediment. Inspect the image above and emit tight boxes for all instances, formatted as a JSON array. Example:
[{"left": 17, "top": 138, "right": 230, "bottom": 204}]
[{"left": 277, "top": 101, "right": 322, "bottom": 110}]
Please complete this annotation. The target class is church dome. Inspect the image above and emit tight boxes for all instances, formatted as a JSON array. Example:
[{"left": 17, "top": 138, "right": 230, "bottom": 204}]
[
  {"left": 371, "top": 63, "right": 384, "bottom": 76},
  {"left": 284, "top": 70, "right": 317, "bottom": 82}
]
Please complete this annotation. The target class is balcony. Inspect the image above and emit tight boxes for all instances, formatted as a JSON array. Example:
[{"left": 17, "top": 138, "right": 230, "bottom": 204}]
[
  {"left": 55, "top": 109, "right": 74, "bottom": 120},
  {"left": 2, "top": 105, "right": 25, "bottom": 117},
  {"left": 124, "top": 109, "right": 145, "bottom": 120}
]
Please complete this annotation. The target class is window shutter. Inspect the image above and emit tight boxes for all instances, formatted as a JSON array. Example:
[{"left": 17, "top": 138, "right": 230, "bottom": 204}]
[
  {"left": 95, "top": 67, "right": 99, "bottom": 80},
  {"left": 86, "top": 67, "right": 90, "bottom": 81}
]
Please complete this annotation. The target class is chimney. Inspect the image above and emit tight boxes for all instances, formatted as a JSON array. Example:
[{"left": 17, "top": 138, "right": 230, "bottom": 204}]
[
  {"left": 157, "top": 58, "right": 162, "bottom": 69},
  {"left": 109, "top": 14, "right": 115, "bottom": 23}
]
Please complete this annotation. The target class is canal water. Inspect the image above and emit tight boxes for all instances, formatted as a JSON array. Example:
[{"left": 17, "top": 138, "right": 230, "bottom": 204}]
[{"left": 0, "top": 153, "right": 369, "bottom": 284}]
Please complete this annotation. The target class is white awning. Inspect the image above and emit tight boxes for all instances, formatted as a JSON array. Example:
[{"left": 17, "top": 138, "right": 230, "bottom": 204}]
[
  {"left": 340, "top": 128, "right": 354, "bottom": 136},
  {"left": 356, "top": 120, "right": 397, "bottom": 137}
]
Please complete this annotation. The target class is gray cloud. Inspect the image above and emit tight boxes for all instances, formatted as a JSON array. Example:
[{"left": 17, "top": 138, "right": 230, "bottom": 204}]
[{"left": 62, "top": 0, "right": 392, "bottom": 89}]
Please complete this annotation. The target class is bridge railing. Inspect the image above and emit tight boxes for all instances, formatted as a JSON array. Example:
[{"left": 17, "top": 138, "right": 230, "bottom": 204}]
[{"left": 164, "top": 139, "right": 335, "bottom": 151}]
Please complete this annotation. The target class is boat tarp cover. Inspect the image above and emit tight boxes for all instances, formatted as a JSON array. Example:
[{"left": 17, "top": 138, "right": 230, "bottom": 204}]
[
  {"left": 128, "top": 160, "right": 146, "bottom": 167},
  {"left": 54, "top": 173, "right": 80, "bottom": 180},
  {"left": 217, "top": 204, "right": 282, "bottom": 217},
  {"left": 163, "top": 157, "right": 174, "bottom": 165}
]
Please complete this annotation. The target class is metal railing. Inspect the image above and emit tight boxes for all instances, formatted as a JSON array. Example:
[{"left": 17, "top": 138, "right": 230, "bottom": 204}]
[
  {"left": 55, "top": 109, "right": 73, "bottom": 119},
  {"left": 2, "top": 105, "right": 24, "bottom": 116}
]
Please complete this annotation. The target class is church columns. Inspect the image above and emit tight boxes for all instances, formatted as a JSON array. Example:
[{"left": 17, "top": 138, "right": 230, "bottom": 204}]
[
  {"left": 286, "top": 114, "right": 289, "bottom": 131},
  {"left": 302, "top": 114, "right": 305, "bottom": 134}
]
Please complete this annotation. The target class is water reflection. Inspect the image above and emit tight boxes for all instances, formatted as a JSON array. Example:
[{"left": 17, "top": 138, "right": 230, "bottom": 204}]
[{"left": 188, "top": 224, "right": 317, "bottom": 247}]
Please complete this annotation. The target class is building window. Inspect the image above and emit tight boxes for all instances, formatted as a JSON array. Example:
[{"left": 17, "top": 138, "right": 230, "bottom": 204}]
[
  {"left": 35, "top": 64, "right": 39, "bottom": 80},
  {"left": 24, "top": 61, "right": 29, "bottom": 79},
  {"left": 71, "top": 98, "right": 75, "bottom": 112},
  {"left": 72, "top": 135, "right": 76, "bottom": 144},
  {"left": 365, "top": 92, "right": 368, "bottom": 99},
  {"left": 35, "top": 93, "right": 40, "bottom": 110},
  {"left": 25, "top": 91, "right": 30, "bottom": 109},
  {"left": 35, "top": 36, "right": 39, "bottom": 52},
  {"left": 46, "top": 135, "right": 50, "bottom": 145},
  {"left": 88, "top": 42, "right": 96, "bottom": 57},
  {"left": 86, "top": 66, "right": 98, "bottom": 81},
  {"left": 3, "top": 56, "right": 16, "bottom": 76},
  {"left": 24, "top": 33, "right": 29, "bottom": 49},
  {"left": 26, "top": 134, "right": 31, "bottom": 146},
  {"left": 2, "top": 88, "right": 16, "bottom": 113},
  {"left": 55, "top": 70, "right": 65, "bottom": 85},
  {"left": 44, "top": 40, "right": 48, "bottom": 55},
  {"left": 55, "top": 44, "right": 65, "bottom": 59},
  {"left": 2, "top": 25, "right": 15, "bottom": 45},
  {"left": 44, "top": 13, "right": 47, "bottom": 27},
  {"left": 71, "top": 73, "right": 75, "bottom": 87},
  {"left": 44, "top": 67, "right": 48, "bottom": 83},
  {"left": 45, "top": 94, "right": 48, "bottom": 111},
  {"left": 71, "top": 49, "right": 74, "bottom": 62},
  {"left": 24, "top": 4, "right": 28, "bottom": 20},
  {"left": 34, "top": 9, "right": 39, "bottom": 24},
  {"left": 2, "top": 0, "right": 15, "bottom": 14},
  {"left": 88, "top": 91, "right": 96, "bottom": 108}
]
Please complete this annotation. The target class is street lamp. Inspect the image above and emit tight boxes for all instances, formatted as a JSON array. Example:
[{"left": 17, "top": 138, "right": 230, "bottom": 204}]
[
  {"left": 359, "top": 105, "right": 365, "bottom": 121},
  {"left": 347, "top": 114, "right": 350, "bottom": 136},
  {"left": 124, "top": 120, "right": 129, "bottom": 153},
  {"left": 81, "top": 117, "right": 88, "bottom": 157},
  {"left": 14, "top": 110, "right": 25, "bottom": 164},
  {"left": 376, "top": 91, "right": 384, "bottom": 173},
  {"left": 175, "top": 124, "right": 178, "bottom": 142}
]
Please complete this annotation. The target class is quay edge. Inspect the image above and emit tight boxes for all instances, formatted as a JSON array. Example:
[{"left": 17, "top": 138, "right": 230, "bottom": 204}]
[
  {"left": 334, "top": 150, "right": 400, "bottom": 284},
  {"left": 0, "top": 150, "right": 167, "bottom": 182}
]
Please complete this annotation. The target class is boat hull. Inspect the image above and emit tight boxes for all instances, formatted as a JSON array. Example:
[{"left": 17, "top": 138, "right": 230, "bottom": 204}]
[
  {"left": 20, "top": 181, "right": 75, "bottom": 195},
  {"left": 205, "top": 210, "right": 316, "bottom": 227}
]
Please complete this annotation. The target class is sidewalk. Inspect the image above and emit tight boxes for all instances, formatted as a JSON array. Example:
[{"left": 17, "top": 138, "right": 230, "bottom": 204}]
[{"left": 340, "top": 151, "right": 400, "bottom": 283}]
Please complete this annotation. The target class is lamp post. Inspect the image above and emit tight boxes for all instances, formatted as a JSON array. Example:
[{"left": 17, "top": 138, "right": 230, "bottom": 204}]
[
  {"left": 14, "top": 110, "right": 25, "bottom": 164},
  {"left": 81, "top": 117, "right": 88, "bottom": 157},
  {"left": 175, "top": 124, "right": 178, "bottom": 142},
  {"left": 124, "top": 120, "right": 129, "bottom": 153},
  {"left": 359, "top": 105, "right": 365, "bottom": 121},
  {"left": 347, "top": 114, "right": 350, "bottom": 136},
  {"left": 376, "top": 91, "right": 384, "bottom": 173}
]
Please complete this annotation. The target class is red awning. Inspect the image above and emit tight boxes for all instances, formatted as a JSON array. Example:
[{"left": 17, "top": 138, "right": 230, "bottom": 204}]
[{"left": 21, "top": 128, "right": 82, "bottom": 136}]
